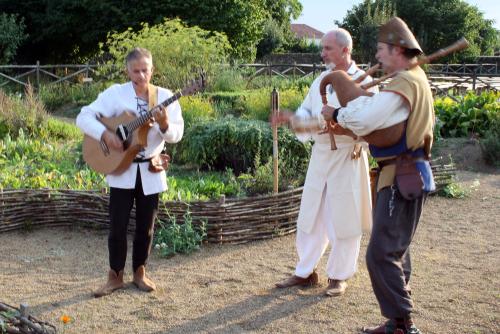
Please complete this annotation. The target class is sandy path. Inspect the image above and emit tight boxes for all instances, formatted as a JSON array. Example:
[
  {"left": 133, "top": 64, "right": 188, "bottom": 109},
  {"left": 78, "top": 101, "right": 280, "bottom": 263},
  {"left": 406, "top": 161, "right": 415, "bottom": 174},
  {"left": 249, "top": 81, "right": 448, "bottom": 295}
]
[{"left": 1, "top": 171, "right": 499, "bottom": 334}]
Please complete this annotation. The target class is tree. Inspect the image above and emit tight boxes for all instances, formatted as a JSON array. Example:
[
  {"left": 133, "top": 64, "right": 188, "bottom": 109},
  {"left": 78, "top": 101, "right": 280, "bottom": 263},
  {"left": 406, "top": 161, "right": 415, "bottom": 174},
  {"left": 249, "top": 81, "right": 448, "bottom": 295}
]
[
  {"left": 0, "top": 13, "right": 27, "bottom": 64},
  {"left": 337, "top": 0, "right": 500, "bottom": 63},
  {"left": 102, "top": 19, "right": 230, "bottom": 90}
]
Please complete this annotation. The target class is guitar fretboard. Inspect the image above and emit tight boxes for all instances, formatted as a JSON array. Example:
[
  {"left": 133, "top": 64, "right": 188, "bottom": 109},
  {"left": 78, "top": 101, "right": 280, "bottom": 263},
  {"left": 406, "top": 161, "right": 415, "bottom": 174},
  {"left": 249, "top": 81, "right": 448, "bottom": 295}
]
[{"left": 127, "top": 92, "right": 182, "bottom": 132}]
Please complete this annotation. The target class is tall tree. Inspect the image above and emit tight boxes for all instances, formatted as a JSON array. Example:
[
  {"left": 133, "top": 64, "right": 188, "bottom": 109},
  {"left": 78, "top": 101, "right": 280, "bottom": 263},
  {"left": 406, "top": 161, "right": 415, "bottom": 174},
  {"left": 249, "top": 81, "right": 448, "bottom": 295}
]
[
  {"left": 0, "top": 13, "right": 27, "bottom": 64},
  {"left": 337, "top": 0, "right": 499, "bottom": 63},
  {"left": 0, "top": 0, "right": 303, "bottom": 63}
]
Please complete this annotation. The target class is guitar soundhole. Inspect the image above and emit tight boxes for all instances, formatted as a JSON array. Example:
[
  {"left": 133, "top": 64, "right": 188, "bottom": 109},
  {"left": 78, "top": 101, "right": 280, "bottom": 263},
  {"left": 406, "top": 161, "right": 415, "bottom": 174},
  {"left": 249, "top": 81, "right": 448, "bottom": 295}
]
[
  {"left": 116, "top": 125, "right": 129, "bottom": 140},
  {"left": 123, "top": 136, "right": 132, "bottom": 150}
]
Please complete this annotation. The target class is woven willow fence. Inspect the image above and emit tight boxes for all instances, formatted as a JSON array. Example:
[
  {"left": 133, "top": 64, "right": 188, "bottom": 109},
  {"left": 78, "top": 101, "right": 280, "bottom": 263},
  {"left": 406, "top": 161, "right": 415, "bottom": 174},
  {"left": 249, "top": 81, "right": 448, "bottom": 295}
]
[
  {"left": 0, "top": 187, "right": 302, "bottom": 244},
  {"left": 0, "top": 302, "right": 56, "bottom": 334},
  {"left": 0, "top": 160, "right": 454, "bottom": 244}
]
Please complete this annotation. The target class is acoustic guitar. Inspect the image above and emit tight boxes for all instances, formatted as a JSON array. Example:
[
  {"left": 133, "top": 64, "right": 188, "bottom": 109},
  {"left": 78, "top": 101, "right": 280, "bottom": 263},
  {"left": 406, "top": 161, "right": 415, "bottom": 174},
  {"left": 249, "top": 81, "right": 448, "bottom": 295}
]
[{"left": 82, "top": 75, "right": 205, "bottom": 175}]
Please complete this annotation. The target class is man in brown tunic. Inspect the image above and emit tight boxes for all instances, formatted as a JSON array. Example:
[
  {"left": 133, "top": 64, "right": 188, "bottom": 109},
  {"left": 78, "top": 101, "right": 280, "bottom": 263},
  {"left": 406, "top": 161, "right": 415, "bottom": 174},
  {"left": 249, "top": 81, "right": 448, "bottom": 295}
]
[{"left": 322, "top": 17, "right": 435, "bottom": 334}]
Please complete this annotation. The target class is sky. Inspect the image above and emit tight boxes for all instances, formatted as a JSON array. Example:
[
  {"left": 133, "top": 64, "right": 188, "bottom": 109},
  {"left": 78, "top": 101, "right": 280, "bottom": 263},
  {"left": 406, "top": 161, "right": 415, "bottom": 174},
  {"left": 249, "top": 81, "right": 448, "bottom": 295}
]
[{"left": 292, "top": 0, "right": 500, "bottom": 33}]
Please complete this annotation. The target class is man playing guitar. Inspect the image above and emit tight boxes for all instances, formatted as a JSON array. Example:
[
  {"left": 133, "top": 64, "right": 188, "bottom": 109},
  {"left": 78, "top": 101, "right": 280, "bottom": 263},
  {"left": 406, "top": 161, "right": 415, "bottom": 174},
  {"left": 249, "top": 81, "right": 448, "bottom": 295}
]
[{"left": 76, "top": 47, "right": 184, "bottom": 297}]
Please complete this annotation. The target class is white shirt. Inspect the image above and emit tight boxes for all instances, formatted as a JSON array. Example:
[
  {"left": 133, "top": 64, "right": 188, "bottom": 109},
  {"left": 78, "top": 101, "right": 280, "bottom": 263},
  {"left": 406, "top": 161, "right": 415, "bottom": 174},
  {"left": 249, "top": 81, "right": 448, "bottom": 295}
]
[
  {"left": 76, "top": 82, "right": 184, "bottom": 195},
  {"left": 295, "top": 61, "right": 378, "bottom": 147},
  {"left": 337, "top": 91, "right": 410, "bottom": 136}
]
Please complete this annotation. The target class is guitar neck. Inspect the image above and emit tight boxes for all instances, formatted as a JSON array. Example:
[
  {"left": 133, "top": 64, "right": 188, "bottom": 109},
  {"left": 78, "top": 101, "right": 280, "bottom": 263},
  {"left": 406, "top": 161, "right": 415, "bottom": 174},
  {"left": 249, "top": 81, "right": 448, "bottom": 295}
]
[{"left": 127, "top": 92, "right": 183, "bottom": 132}]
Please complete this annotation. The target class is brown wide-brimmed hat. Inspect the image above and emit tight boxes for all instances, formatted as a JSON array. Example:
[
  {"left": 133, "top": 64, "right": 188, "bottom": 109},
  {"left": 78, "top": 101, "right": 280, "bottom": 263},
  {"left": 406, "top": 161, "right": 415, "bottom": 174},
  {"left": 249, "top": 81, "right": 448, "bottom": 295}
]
[{"left": 378, "top": 17, "right": 423, "bottom": 54}]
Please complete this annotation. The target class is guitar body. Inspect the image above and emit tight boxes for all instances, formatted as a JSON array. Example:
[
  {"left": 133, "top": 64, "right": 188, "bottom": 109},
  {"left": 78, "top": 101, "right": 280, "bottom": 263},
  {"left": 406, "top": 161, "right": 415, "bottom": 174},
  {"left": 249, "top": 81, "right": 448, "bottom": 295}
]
[{"left": 82, "top": 111, "right": 150, "bottom": 175}]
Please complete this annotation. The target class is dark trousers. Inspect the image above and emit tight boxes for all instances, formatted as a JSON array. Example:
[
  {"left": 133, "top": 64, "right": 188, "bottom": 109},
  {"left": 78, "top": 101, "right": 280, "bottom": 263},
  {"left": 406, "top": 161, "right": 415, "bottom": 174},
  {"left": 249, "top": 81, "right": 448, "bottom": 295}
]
[
  {"left": 366, "top": 185, "right": 426, "bottom": 319},
  {"left": 108, "top": 168, "right": 159, "bottom": 273}
]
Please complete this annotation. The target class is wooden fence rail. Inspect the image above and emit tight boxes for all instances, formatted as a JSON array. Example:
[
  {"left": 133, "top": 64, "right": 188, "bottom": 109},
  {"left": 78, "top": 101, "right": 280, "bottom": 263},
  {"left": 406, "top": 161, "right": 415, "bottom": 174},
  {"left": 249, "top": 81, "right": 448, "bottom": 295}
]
[
  {"left": 0, "top": 63, "right": 119, "bottom": 89},
  {"left": 1, "top": 63, "right": 498, "bottom": 97}
]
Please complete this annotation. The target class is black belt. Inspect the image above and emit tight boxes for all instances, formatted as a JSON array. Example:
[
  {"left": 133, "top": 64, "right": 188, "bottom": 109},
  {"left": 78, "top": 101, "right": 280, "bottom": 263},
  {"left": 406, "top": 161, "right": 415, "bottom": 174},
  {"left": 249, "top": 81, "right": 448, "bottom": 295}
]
[{"left": 133, "top": 157, "right": 152, "bottom": 163}]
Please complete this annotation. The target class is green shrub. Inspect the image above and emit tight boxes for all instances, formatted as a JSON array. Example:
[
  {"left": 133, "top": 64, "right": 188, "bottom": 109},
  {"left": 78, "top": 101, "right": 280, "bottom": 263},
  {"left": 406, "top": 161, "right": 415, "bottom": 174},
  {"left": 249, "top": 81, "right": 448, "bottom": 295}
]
[
  {"left": 179, "top": 96, "right": 215, "bottom": 129},
  {"left": 480, "top": 126, "right": 500, "bottom": 167},
  {"left": 208, "top": 67, "right": 246, "bottom": 92},
  {"left": 101, "top": 18, "right": 230, "bottom": 91},
  {"left": 38, "top": 82, "right": 107, "bottom": 112},
  {"left": 181, "top": 118, "right": 310, "bottom": 181},
  {"left": 434, "top": 91, "right": 500, "bottom": 138},
  {"left": 44, "top": 118, "right": 81, "bottom": 140},
  {"left": 203, "top": 91, "right": 248, "bottom": 117},
  {"left": 438, "top": 180, "right": 480, "bottom": 198},
  {"left": 0, "top": 86, "right": 47, "bottom": 139},
  {"left": 0, "top": 131, "right": 105, "bottom": 190},
  {"left": 163, "top": 169, "right": 242, "bottom": 201},
  {"left": 243, "top": 88, "right": 307, "bottom": 121},
  {"left": 153, "top": 212, "right": 206, "bottom": 256}
]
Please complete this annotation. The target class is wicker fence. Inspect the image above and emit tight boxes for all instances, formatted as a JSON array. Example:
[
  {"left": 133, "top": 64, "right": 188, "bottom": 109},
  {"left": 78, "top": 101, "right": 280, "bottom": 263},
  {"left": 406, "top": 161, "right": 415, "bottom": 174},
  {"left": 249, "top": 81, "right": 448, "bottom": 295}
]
[
  {"left": 0, "top": 187, "right": 302, "bottom": 244},
  {"left": 0, "top": 160, "right": 455, "bottom": 244}
]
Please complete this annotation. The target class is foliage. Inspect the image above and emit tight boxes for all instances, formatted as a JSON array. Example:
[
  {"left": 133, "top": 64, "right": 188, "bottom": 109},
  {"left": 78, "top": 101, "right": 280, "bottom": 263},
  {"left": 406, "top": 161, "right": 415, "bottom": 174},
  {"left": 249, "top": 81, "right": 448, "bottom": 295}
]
[
  {"left": 179, "top": 96, "right": 216, "bottom": 129},
  {"left": 479, "top": 126, "right": 500, "bottom": 167},
  {"left": 181, "top": 117, "right": 310, "bottom": 180},
  {"left": 1, "top": 0, "right": 304, "bottom": 63},
  {"left": 101, "top": 19, "right": 230, "bottom": 90},
  {"left": 0, "top": 131, "right": 105, "bottom": 190},
  {"left": 0, "top": 13, "right": 27, "bottom": 63},
  {"left": 45, "top": 118, "right": 82, "bottom": 140},
  {"left": 434, "top": 91, "right": 500, "bottom": 138},
  {"left": 284, "top": 37, "right": 322, "bottom": 54},
  {"left": 163, "top": 169, "right": 242, "bottom": 201},
  {"left": 203, "top": 92, "right": 249, "bottom": 118},
  {"left": 153, "top": 212, "right": 206, "bottom": 256},
  {"left": 0, "top": 131, "right": 245, "bottom": 199},
  {"left": 256, "top": 18, "right": 287, "bottom": 59},
  {"left": 243, "top": 88, "right": 307, "bottom": 121},
  {"left": 337, "top": 0, "right": 395, "bottom": 64},
  {"left": 438, "top": 179, "right": 480, "bottom": 198},
  {"left": 238, "top": 153, "right": 306, "bottom": 195},
  {"left": 438, "top": 182, "right": 468, "bottom": 198},
  {"left": 38, "top": 82, "right": 108, "bottom": 112},
  {"left": 337, "top": 0, "right": 499, "bottom": 63},
  {"left": 207, "top": 67, "right": 247, "bottom": 93},
  {"left": 0, "top": 86, "right": 47, "bottom": 139}
]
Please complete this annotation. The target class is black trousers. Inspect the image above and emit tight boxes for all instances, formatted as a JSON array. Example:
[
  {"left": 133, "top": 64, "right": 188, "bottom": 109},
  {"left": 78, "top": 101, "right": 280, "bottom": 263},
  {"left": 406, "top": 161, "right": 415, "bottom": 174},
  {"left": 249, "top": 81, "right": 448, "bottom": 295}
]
[
  {"left": 366, "top": 185, "right": 426, "bottom": 319},
  {"left": 108, "top": 167, "right": 159, "bottom": 273}
]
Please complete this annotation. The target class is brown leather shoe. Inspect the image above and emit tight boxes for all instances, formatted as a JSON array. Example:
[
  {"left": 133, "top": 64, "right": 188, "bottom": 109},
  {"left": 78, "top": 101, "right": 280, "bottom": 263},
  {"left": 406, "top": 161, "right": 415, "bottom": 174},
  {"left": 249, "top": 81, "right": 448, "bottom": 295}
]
[
  {"left": 133, "top": 265, "right": 156, "bottom": 292},
  {"left": 93, "top": 269, "right": 125, "bottom": 298},
  {"left": 275, "top": 271, "right": 319, "bottom": 288},
  {"left": 325, "top": 278, "right": 347, "bottom": 296}
]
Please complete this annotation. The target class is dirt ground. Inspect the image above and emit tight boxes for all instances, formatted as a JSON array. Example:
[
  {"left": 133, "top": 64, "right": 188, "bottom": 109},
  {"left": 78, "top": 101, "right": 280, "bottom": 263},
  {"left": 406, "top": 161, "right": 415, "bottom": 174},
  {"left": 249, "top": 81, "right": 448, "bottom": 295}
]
[{"left": 1, "top": 158, "right": 499, "bottom": 333}]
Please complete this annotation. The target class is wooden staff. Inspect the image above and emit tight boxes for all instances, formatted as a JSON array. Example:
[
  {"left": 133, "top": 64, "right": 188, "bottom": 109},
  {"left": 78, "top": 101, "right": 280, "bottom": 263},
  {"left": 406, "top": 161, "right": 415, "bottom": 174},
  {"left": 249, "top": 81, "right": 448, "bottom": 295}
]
[{"left": 271, "top": 88, "right": 279, "bottom": 194}]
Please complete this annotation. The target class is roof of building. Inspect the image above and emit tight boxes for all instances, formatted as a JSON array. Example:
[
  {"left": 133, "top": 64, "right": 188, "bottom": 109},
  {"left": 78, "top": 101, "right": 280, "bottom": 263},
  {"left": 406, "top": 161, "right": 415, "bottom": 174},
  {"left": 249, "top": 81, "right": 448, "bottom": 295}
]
[{"left": 291, "top": 24, "right": 324, "bottom": 39}]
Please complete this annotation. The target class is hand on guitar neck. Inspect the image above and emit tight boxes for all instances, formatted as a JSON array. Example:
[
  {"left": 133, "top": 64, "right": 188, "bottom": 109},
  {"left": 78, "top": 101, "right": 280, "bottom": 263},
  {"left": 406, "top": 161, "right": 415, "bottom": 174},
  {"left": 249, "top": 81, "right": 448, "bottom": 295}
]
[{"left": 155, "top": 105, "right": 169, "bottom": 132}]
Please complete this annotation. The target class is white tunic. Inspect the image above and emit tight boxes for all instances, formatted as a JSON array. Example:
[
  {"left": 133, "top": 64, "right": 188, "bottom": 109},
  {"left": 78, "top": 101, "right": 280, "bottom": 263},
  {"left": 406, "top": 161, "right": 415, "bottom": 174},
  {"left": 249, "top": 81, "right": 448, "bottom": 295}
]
[
  {"left": 76, "top": 82, "right": 184, "bottom": 195},
  {"left": 295, "top": 62, "right": 375, "bottom": 238}
]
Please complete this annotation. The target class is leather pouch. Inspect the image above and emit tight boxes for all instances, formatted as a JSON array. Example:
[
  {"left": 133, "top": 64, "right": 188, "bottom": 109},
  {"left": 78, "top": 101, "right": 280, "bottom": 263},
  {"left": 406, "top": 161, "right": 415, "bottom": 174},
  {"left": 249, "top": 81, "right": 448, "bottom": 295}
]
[
  {"left": 148, "top": 154, "right": 170, "bottom": 173},
  {"left": 395, "top": 154, "right": 423, "bottom": 200}
]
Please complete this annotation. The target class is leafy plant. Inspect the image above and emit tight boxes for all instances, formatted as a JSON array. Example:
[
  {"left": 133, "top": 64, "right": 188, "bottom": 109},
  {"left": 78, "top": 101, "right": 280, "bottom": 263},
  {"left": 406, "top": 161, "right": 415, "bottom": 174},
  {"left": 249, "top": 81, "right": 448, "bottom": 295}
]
[
  {"left": 434, "top": 91, "right": 500, "bottom": 138},
  {"left": 208, "top": 66, "right": 247, "bottom": 92},
  {"left": 480, "top": 126, "right": 500, "bottom": 167},
  {"left": 38, "top": 82, "right": 108, "bottom": 112},
  {"left": 242, "top": 87, "right": 307, "bottom": 121},
  {"left": 438, "top": 180, "right": 480, "bottom": 199},
  {"left": 181, "top": 117, "right": 310, "bottom": 176},
  {"left": 101, "top": 18, "right": 230, "bottom": 91},
  {"left": 0, "top": 13, "right": 27, "bottom": 63},
  {"left": 154, "top": 211, "right": 206, "bottom": 256},
  {"left": 0, "top": 86, "right": 47, "bottom": 139},
  {"left": 178, "top": 96, "right": 215, "bottom": 129}
]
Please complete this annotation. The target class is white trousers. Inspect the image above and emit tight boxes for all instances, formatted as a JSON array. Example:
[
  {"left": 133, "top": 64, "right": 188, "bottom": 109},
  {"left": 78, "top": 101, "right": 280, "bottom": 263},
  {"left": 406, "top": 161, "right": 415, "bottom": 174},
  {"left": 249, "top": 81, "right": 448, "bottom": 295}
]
[{"left": 294, "top": 186, "right": 362, "bottom": 280}]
